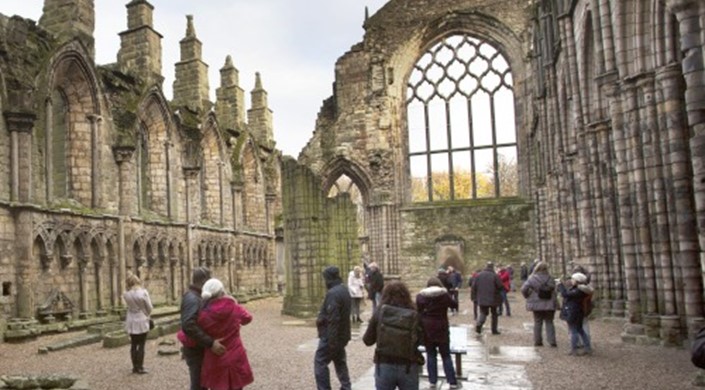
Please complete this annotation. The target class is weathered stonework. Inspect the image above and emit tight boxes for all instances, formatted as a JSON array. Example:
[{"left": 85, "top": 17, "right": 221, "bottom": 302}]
[
  {"left": 0, "top": 0, "right": 281, "bottom": 341},
  {"left": 285, "top": 0, "right": 705, "bottom": 350}
]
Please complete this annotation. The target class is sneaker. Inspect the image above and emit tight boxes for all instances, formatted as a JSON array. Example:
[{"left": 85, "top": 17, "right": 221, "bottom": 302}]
[
  {"left": 534, "top": 342, "right": 543, "bottom": 347},
  {"left": 429, "top": 384, "right": 437, "bottom": 389},
  {"left": 549, "top": 343, "right": 558, "bottom": 348},
  {"left": 449, "top": 384, "right": 461, "bottom": 389},
  {"left": 492, "top": 331, "right": 501, "bottom": 335},
  {"left": 475, "top": 325, "right": 482, "bottom": 334}
]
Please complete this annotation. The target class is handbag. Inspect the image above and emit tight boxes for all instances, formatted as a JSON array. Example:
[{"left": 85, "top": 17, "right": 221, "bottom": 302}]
[
  {"left": 149, "top": 319, "right": 155, "bottom": 330},
  {"left": 537, "top": 280, "right": 553, "bottom": 300}
]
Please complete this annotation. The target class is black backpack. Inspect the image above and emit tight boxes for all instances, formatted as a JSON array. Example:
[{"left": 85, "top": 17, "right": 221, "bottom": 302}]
[{"left": 376, "top": 304, "right": 420, "bottom": 361}]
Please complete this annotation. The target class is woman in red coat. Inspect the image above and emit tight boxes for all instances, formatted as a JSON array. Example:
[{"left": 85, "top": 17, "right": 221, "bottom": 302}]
[{"left": 198, "top": 278, "right": 254, "bottom": 390}]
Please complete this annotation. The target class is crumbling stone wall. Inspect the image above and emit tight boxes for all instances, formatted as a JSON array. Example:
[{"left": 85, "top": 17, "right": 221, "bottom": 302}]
[
  {"left": 0, "top": 1, "right": 281, "bottom": 340},
  {"left": 290, "top": 0, "right": 533, "bottom": 313}
]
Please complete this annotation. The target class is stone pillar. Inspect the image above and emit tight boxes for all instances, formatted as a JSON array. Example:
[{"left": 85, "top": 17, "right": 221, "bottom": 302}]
[
  {"left": 671, "top": 0, "right": 705, "bottom": 336},
  {"left": 14, "top": 211, "right": 35, "bottom": 319},
  {"left": 265, "top": 193, "right": 276, "bottom": 236},
  {"left": 113, "top": 146, "right": 136, "bottom": 216},
  {"left": 5, "top": 112, "right": 36, "bottom": 203},
  {"left": 78, "top": 257, "right": 89, "bottom": 318},
  {"left": 634, "top": 75, "right": 659, "bottom": 321},
  {"left": 88, "top": 115, "right": 102, "bottom": 209},
  {"left": 116, "top": 218, "right": 126, "bottom": 308},
  {"left": 184, "top": 167, "right": 200, "bottom": 274},
  {"left": 232, "top": 182, "right": 242, "bottom": 232},
  {"left": 617, "top": 83, "right": 641, "bottom": 328}
]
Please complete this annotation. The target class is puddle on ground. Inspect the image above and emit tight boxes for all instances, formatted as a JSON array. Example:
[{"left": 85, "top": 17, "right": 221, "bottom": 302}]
[{"left": 488, "top": 346, "right": 540, "bottom": 362}]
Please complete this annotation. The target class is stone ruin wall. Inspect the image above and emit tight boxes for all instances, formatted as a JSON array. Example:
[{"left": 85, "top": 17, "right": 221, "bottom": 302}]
[{"left": 0, "top": 1, "right": 281, "bottom": 340}]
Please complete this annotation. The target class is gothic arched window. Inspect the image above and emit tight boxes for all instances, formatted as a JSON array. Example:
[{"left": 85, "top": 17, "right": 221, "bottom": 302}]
[{"left": 407, "top": 34, "right": 518, "bottom": 202}]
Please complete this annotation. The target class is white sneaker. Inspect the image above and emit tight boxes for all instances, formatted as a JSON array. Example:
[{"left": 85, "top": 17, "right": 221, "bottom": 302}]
[{"left": 449, "top": 384, "right": 461, "bottom": 389}]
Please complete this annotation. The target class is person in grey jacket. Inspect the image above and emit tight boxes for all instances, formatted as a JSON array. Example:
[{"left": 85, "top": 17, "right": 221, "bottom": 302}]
[
  {"left": 123, "top": 272, "right": 153, "bottom": 374},
  {"left": 471, "top": 262, "right": 503, "bottom": 335},
  {"left": 520, "top": 261, "right": 558, "bottom": 347},
  {"left": 315, "top": 266, "right": 352, "bottom": 390}
]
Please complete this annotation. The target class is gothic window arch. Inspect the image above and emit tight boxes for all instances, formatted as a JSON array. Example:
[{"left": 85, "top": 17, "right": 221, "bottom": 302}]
[
  {"left": 327, "top": 174, "right": 367, "bottom": 238},
  {"left": 407, "top": 33, "right": 518, "bottom": 202}
]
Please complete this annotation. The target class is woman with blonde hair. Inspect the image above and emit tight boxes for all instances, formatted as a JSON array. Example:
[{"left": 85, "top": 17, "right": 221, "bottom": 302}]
[
  {"left": 348, "top": 265, "right": 365, "bottom": 323},
  {"left": 123, "top": 272, "right": 153, "bottom": 374}
]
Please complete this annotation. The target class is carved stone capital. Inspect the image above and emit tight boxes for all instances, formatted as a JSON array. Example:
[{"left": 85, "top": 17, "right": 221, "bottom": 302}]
[
  {"left": 112, "top": 146, "right": 136, "bottom": 164},
  {"left": 4, "top": 111, "right": 36, "bottom": 134}
]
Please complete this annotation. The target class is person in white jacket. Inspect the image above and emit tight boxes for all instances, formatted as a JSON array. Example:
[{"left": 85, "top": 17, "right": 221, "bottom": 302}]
[
  {"left": 123, "top": 272, "right": 153, "bottom": 374},
  {"left": 347, "top": 266, "right": 365, "bottom": 323}
]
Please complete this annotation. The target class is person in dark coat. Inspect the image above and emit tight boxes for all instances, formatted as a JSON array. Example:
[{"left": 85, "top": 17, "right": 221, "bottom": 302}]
[
  {"left": 468, "top": 269, "right": 481, "bottom": 320},
  {"left": 367, "top": 262, "right": 385, "bottom": 311},
  {"left": 179, "top": 267, "right": 226, "bottom": 390},
  {"left": 314, "top": 266, "right": 352, "bottom": 390},
  {"left": 447, "top": 266, "right": 462, "bottom": 315},
  {"left": 520, "top": 262, "right": 529, "bottom": 283},
  {"left": 557, "top": 272, "right": 592, "bottom": 356},
  {"left": 520, "top": 261, "right": 558, "bottom": 347},
  {"left": 471, "top": 262, "right": 503, "bottom": 335},
  {"left": 416, "top": 277, "right": 459, "bottom": 389}
]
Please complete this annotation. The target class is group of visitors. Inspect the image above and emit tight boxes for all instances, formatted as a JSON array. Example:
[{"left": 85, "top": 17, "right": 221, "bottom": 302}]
[{"left": 122, "top": 254, "right": 597, "bottom": 389}]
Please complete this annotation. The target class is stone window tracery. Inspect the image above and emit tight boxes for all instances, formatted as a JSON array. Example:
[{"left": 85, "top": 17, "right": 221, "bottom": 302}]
[{"left": 407, "top": 34, "right": 518, "bottom": 202}]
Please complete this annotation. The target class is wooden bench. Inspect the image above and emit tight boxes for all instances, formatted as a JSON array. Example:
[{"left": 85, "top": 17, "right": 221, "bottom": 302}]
[{"left": 419, "top": 326, "right": 468, "bottom": 377}]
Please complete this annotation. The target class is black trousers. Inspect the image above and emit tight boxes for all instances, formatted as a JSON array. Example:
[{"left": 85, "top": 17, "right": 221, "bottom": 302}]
[{"left": 129, "top": 333, "right": 148, "bottom": 371}]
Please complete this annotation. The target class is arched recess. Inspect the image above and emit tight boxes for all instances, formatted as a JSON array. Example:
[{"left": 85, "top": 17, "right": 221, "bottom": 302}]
[
  {"left": 42, "top": 41, "right": 102, "bottom": 207},
  {"left": 322, "top": 157, "right": 372, "bottom": 257},
  {"left": 200, "top": 116, "right": 229, "bottom": 226},
  {"left": 240, "top": 140, "right": 265, "bottom": 231},
  {"left": 136, "top": 90, "right": 180, "bottom": 218},
  {"left": 581, "top": 12, "right": 600, "bottom": 124}
]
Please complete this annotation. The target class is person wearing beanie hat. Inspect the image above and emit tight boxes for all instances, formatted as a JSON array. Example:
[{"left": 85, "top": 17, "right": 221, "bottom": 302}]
[
  {"left": 315, "top": 266, "right": 352, "bottom": 390},
  {"left": 201, "top": 278, "right": 225, "bottom": 300},
  {"left": 197, "top": 278, "right": 254, "bottom": 389},
  {"left": 558, "top": 272, "right": 593, "bottom": 356}
]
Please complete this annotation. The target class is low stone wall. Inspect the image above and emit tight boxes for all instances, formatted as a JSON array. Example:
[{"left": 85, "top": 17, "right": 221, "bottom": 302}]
[{"left": 0, "top": 375, "right": 88, "bottom": 390}]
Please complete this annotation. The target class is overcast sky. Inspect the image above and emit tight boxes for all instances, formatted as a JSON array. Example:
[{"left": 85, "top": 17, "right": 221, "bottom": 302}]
[{"left": 3, "top": 0, "right": 388, "bottom": 157}]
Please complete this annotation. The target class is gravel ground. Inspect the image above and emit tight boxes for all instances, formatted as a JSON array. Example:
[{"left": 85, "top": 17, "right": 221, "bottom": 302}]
[{"left": 0, "top": 292, "right": 700, "bottom": 389}]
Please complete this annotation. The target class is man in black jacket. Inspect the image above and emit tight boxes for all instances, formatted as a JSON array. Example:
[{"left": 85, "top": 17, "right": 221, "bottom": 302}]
[
  {"left": 180, "top": 267, "right": 226, "bottom": 390},
  {"left": 471, "top": 262, "right": 504, "bottom": 335},
  {"left": 314, "top": 266, "right": 352, "bottom": 390}
]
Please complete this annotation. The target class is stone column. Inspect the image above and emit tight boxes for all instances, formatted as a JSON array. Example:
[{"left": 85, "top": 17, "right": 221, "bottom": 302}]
[
  {"left": 656, "top": 64, "right": 698, "bottom": 333},
  {"left": 184, "top": 167, "right": 200, "bottom": 273},
  {"left": 88, "top": 114, "right": 102, "bottom": 209},
  {"left": 78, "top": 257, "right": 89, "bottom": 319},
  {"left": 618, "top": 83, "right": 642, "bottom": 328},
  {"left": 113, "top": 146, "right": 136, "bottom": 216},
  {"left": 14, "top": 210, "right": 35, "bottom": 319},
  {"left": 231, "top": 182, "right": 242, "bottom": 232},
  {"left": 5, "top": 112, "right": 36, "bottom": 203},
  {"left": 635, "top": 75, "right": 659, "bottom": 332},
  {"left": 164, "top": 141, "right": 173, "bottom": 219}
]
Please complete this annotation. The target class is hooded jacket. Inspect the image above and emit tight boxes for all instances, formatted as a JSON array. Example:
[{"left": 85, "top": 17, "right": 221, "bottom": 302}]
[
  {"left": 316, "top": 266, "right": 352, "bottom": 353},
  {"left": 416, "top": 286, "right": 458, "bottom": 345},
  {"left": 558, "top": 282, "right": 593, "bottom": 325}
]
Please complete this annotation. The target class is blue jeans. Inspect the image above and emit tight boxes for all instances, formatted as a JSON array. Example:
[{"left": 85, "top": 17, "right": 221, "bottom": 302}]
[
  {"left": 498, "top": 290, "right": 511, "bottom": 316},
  {"left": 374, "top": 362, "right": 420, "bottom": 390},
  {"left": 426, "top": 342, "right": 457, "bottom": 385},
  {"left": 314, "top": 338, "right": 351, "bottom": 390},
  {"left": 182, "top": 346, "right": 205, "bottom": 390},
  {"left": 568, "top": 322, "right": 591, "bottom": 352}
]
